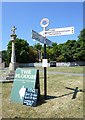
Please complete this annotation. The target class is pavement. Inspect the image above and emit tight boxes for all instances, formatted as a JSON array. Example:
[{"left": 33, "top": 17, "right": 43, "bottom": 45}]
[
  {"left": 0, "top": 67, "right": 85, "bottom": 82},
  {"left": 0, "top": 68, "right": 11, "bottom": 82}
]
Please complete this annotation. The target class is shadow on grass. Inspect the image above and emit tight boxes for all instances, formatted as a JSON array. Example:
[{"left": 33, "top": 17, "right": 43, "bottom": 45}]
[
  {"left": 37, "top": 95, "right": 46, "bottom": 106},
  {"left": 37, "top": 87, "right": 85, "bottom": 106},
  {"left": 37, "top": 92, "right": 73, "bottom": 106},
  {"left": 65, "top": 87, "right": 85, "bottom": 99}
]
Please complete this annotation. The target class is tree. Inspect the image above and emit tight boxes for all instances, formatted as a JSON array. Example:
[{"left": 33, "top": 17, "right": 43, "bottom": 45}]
[
  {"left": 28, "top": 46, "right": 38, "bottom": 63},
  {"left": 2, "top": 50, "right": 9, "bottom": 66},
  {"left": 46, "top": 47, "right": 54, "bottom": 61},
  {"left": 33, "top": 43, "right": 43, "bottom": 61},
  {"left": 4, "top": 28, "right": 85, "bottom": 65},
  {"left": 75, "top": 28, "right": 85, "bottom": 61},
  {"left": 46, "top": 43, "right": 59, "bottom": 61},
  {"left": 33, "top": 43, "right": 42, "bottom": 51},
  {"left": 58, "top": 40, "right": 77, "bottom": 62},
  {"left": 57, "top": 43, "right": 63, "bottom": 62},
  {"left": 7, "top": 38, "right": 37, "bottom": 64}
]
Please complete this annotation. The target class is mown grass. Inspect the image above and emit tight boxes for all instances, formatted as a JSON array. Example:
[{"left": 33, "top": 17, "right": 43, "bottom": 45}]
[
  {"left": 48, "top": 66, "right": 84, "bottom": 73},
  {"left": 37, "top": 66, "right": 84, "bottom": 74},
  {"left": 1, "top": 67, "right": 84, "bottom": 118}
]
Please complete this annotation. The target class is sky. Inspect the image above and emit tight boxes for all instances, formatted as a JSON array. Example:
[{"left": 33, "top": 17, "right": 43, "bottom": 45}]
[{"left": 1, "top": 1, "right": 84, "bottom": 50}]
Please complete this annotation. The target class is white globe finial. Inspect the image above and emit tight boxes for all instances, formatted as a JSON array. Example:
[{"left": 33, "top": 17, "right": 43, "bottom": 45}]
[{"left": 40, "top": 18, "right": 49, "bottom": 28}]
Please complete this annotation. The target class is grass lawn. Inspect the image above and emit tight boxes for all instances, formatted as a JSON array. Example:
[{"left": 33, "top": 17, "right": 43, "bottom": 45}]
[
  {"left": 1, "top": 66, "right": 84, "bottom": 118},
  {"left": 38, "top": 66, "right": 84, "bottom": 74}
]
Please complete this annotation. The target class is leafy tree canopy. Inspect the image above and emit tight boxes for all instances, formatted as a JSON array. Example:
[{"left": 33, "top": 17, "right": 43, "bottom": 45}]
[{"left": 2, "top": 28, "right": 85, "bottom": 64}]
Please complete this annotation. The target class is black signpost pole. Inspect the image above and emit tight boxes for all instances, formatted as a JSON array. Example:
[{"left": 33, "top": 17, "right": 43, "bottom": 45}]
[
  {"left": 35, "top": 18, "right": 50, "bottom": 100},
  {"left": 44, "top": 43, "right": 47, "bottom": 99}
]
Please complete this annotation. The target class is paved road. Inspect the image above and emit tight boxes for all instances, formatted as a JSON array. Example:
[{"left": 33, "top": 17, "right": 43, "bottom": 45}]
[{"left": 0, "top": 68, "right": 85, "bottom": 82}]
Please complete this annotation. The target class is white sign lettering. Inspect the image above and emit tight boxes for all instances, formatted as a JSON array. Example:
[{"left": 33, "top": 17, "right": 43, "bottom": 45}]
[{"left": 39, "top": 26, "right": 74, "bottom": 37}]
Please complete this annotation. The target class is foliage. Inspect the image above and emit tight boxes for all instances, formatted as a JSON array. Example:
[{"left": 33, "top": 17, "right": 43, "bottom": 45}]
[
  {"left": 2, "top": 50, "right": 8, "bottom": 66},
  {"left": 2, "top": 28, "right": 85, "bottom": 64},
  {"left": 58, "top": 40, "right": 77, "bottom": 62},
  {"left": 46, "top": 29, "right": 85, "bottom": 62},
  {"left": 75, "top": 28, "right": 85, "bottom": 61},
  {"left": 7, "top": 38, "right": 38, "bottom": 64},
  {"left": 33, "top": 43, "right": 42, "bottom": 50}
]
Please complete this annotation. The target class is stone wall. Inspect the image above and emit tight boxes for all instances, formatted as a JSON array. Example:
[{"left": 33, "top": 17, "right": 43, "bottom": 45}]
[{"left": 19, "top": 61, "right": 85, "bottom": 67}]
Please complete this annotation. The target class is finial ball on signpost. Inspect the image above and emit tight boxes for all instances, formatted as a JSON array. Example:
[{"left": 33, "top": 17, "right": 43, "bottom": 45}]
[{"left": 40, "top": 18, "right": 49, "bottom": 28}]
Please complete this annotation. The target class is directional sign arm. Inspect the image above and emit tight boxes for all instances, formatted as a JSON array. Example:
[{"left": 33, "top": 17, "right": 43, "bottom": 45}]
[
  {"left": 32, "top": 30, "right": 53, "bottom": 46},
  {"left": 39, "top": 26, "right": 74, "bottom": 37}
]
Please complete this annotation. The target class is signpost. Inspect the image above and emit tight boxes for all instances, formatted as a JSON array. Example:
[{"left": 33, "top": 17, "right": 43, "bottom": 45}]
[
  {"left": 32, "top": 30, "right": 52, "bottom": 46},
  {"left": 39, "top": 26, "right": 74, "bottom": 37},
  {"left": 32, "top": 18, "right": 74, "bottom": 100},
  {"left": 10, "top": 68, "right": 40, "bottom": 106},
  {"left": 32, "top": 18, "right": 51, "bottom": 99}
]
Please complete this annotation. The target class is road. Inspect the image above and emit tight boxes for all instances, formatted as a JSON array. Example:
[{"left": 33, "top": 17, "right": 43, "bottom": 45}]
[{"left": 0, "top": 68, "right": 85, "bottom": 82}]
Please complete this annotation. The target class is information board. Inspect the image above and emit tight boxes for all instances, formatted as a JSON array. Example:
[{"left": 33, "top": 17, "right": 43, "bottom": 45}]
[
  {"left": 10, "top": 68, "right": 40, "bottom": 104},
  {"left": 23, "top": 88, "right": 38, "bottom": 107}
]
